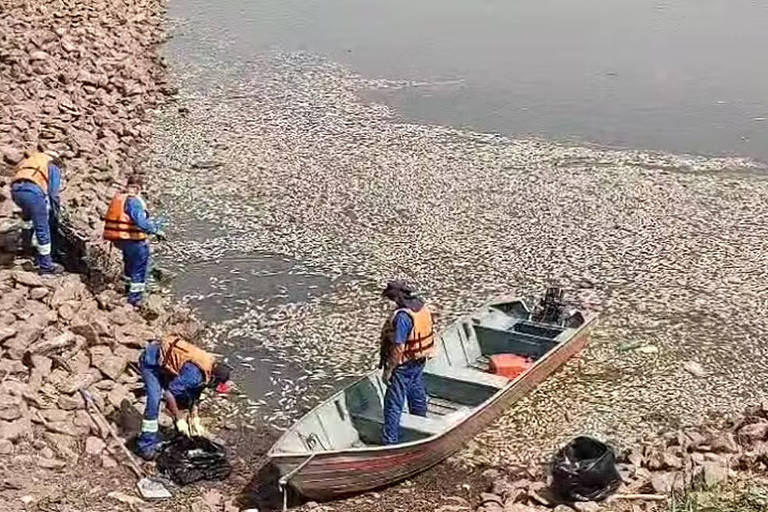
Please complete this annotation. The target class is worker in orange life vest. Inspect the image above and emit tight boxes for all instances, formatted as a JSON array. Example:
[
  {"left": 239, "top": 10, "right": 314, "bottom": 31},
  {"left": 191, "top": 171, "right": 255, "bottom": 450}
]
[
  {"left": 379, "top": 280, "right": 436, "bottom": 444},
  {"left": 10, "top": 150, "right": 64, "bottom": 274},
  {"left": 102, "top": 174, "right": 165, "bottom": 306},
  {"left": 136, "top": 334, "right": 233, "bottom": 460}
]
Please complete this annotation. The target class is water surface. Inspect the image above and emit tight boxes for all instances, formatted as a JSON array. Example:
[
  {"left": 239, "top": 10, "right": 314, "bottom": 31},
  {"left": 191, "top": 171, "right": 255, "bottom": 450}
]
[{"left": 171, "top": 0, "right": 768, "bottom": 161}]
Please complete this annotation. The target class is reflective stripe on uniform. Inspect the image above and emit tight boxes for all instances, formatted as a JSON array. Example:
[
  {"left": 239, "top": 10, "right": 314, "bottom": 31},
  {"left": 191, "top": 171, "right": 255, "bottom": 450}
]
[
  {"left": 37, "top": 243, "right": 51, "bottom": 256},
  {"left": 21, "top": 220, "right": 34, "bottom": 229},
  {"left": 141, "top": 419, "right": 158, "bottom": 433},
  {"left": 130, "top": 282, "right": 146, "bottom": 293}
]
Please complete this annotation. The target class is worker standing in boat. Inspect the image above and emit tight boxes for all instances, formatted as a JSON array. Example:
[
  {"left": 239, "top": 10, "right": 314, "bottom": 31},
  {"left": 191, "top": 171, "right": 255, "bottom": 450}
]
[
  {"left": 379, "top": 280, "right": 436, "bottom": 444},
  {"left": 103, "top": 174, "right": 165, "bottom": 306},
  {"left": 136, "top": 334, "right": 232, "bottom": 459}
]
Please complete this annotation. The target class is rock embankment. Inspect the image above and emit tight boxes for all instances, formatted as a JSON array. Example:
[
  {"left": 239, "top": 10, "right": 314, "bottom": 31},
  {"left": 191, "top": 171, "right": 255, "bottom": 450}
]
[
  {"left": 0, "top": 270, "right": 186, "bottom": 464},
  {"left": 0, "top": 0, "right": 192, "bottom": 498},
  {"left": 473, "top": 402, "right": 768, "bottom": 512},
  {"left": 0, "top": 0, "right": 173, "bottom": 269}
]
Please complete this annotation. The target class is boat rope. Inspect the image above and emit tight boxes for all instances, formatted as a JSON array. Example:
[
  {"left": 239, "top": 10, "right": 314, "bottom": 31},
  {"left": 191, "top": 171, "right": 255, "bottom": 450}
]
[{"left": 279, "top": 452, "right": 317, "bottom": 512}]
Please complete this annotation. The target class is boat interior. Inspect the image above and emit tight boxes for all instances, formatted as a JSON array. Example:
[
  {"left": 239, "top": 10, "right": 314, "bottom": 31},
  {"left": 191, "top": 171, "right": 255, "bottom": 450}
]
[{"left": 273, "top": 298, "right": 585, "bottom": 453}]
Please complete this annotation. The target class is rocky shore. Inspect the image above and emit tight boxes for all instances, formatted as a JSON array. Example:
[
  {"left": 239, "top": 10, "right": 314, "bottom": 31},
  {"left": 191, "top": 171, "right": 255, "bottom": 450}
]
[
  {"left": 3, "top": 0, "right": 768, "bottom": 511},
  {"left": 0, "top": 0, "right": 172, "bottom": 271},
  {"left": 0, "top": 1, "right": 221, "bottom": 510}
]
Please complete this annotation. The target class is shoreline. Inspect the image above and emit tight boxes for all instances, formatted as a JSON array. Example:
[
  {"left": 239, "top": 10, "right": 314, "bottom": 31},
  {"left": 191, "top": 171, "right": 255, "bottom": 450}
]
[{"left": 2, "top": 1, "right": 768, "bottom": 511}]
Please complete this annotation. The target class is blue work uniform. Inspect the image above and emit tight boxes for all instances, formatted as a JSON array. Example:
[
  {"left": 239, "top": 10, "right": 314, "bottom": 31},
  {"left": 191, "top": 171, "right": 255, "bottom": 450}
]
[
  {"left": 136, "top": 341, "right": 205, "bottom": 459},
  {"left": 381, "top": 309, "right": 429, "bottom": 445},
  {"left": 115, "top": 196, "right": 158, "bottom": 305},
  {"left": 10, "top": 164, "right": 61, "bottom": 272}
]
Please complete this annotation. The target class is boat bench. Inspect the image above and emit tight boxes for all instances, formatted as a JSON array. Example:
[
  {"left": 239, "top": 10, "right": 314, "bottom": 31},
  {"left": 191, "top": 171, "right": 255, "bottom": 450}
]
[
  {"left": 351, "top": 411, "right": 448, "bottom": 442},
  {"left": 424, "top": 366, "right": 509, "bottom": 406}
]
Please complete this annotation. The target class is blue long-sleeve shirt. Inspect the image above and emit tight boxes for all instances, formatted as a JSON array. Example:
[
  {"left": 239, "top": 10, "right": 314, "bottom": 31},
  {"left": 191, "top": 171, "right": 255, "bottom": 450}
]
[
  {"left": 125, "top": 196, "right": 159, "bottom": 235},
  {"left": 167, "top": 362, "right": 205, "bottom": 407},
  {"left": 393, "top": 311, "right": 414, "bottom": 345}
]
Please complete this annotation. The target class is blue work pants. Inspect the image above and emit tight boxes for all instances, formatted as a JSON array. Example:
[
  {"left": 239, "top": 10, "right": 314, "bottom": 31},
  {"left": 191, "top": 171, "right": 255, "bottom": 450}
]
[
  {"left": 137, "top": 342, "right": 163, "bottom": 458},
  {"left": 116, "top": 240, "right": 149, "bottom": 305},
  {"left": 382, "top": 359, "right": 428, "bottom": 445},
  {"left": 11, "top": 184, "right": 54, "bottom": 271}
]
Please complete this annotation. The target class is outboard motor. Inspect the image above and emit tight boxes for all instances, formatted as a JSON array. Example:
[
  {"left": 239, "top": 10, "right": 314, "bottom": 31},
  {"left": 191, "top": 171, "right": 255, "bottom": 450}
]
[{"left": 532, "top": 287, "right": 566, "bottom": 325}]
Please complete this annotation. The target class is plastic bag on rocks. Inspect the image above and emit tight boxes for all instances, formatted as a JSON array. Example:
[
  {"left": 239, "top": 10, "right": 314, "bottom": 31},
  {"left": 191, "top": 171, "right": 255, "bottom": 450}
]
[
  {"left": 551, "top": 436, "right": 620, "bottom": 501},
  {"left": 156, "top": 436, "right": 232, "bottom": 485}
]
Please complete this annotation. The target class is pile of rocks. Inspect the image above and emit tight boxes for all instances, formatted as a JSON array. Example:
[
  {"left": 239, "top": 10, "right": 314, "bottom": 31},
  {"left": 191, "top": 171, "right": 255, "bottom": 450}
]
[
  {"left": 0, "top": 0, "right": 191, "bottom": 475},
  {"left": 0, "top": 268, "right": 200, "bottom": 468},
  {"left": 474, "top": 401, "right": 768, "bottom": 512},
  {"left": 0, "top": 0, "right": 173, "bottom": 269}
]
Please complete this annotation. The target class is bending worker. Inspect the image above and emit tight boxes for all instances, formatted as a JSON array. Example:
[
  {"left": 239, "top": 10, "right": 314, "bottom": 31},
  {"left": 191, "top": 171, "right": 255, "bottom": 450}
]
[
  {"left": 137, "top": 334, "right": 232, "bottom": 459},
  {"left": 103, "top": 174, "right": 164, "bottom": 306},
  {"left": 10, "top": 150, "right": 64, "bottom": 275},
  {"left": 379, "top": 280, "right": 436, "bottom": 444}
]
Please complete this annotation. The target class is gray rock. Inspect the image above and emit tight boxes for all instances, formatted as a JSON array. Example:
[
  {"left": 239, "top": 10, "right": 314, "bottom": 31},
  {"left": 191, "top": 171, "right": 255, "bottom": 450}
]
[
  {"left": 46, "top": 419, "right": 88, "bottom": 437},
  {"left": 101, "top": 454, "right": 118, "bottom": 468},
  {"left": 107, "top": 383, "right": 132, "bottom": 408},
  {"left": 738, "top": 422, "right": 768, "bottom": 444},
  {"left": 85, "top": 436, "right": 106, "bottom": 455},
  {"left": 0, "top": 417, "right": 32, "bottom": 442},
  {"left": 115, "top": 323, "right": 153, "bottom": 348},
  {"left": 572, "top": 502, "right": 600, "bottom": 512},
  {"left": 662, "top": 451, "right": 683, "bottom": 470},
  {"left": 0, "top": 326, "right": 17, "bottom": 344},
  {"left": 651, "top": 471, "right": 683, "bottom": 494},
  {"left": 0, "top": 359, "right": 26, "bottom": 374},
  {"left": 50, "top": 276, "right": 86, "bottom": 308},
  {"left": 58, "top": 392, "right": 85, "bottom": 410},
  {"left": 29, "top": 50, "right": 50, "bottom": 61},
  {"left": 1, "top": 147, "right": 24, "bottom": 165},
  {"left": 503, "top": 505, "right": 542, "bottom": 512},
  {"left": 13, "top": 270, "right": 45, "bottom": 288},
  {"left": 41, "top": 408, "right": 71, "bottom": 423},
  {"left": 4, "top": 326, "right": 43, "bottom": 359},
  {"left": 30, "top": 354, "right": 52, "bottom": 374},
  {"left": 701, "top": 462, "right": 728, "bottom": 487},
  {"left": 29, "top": 287, "right": 49, "bottom": 300},
  {"left": 95, "top": 354, "right": 127, "bottom": 381},
  {"left": 56, "top": 369, "right": 101, "bottom": 395},
  {"left": 480, "top": 493, "right": 503, "bottom": 507},
  {"left": 0, "top": 439, "right": 14, "bottom": 454},
  {"left": 37, "top": 457, "right": 66, "bottom": 469},
  {"left": 0, "top": 394, "right": 23, "bottom": 421},
  {"left": 44, "top": 432, "right": 79, "bottom": 461}
]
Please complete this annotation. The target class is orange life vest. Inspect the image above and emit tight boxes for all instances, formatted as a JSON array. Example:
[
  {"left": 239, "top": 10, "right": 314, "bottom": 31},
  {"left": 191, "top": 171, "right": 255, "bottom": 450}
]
[
  {"left": 103, "top": 193, "right": 148, "bottom": 241},
  {"left": 12, "top": 152, "right": 52, "bottom": 192},
  {"left": 159, "top": 335, "right": 215, "bottom": 384},
  {"left": 395, "top": 306, "right": 436, "bottom": 364}
]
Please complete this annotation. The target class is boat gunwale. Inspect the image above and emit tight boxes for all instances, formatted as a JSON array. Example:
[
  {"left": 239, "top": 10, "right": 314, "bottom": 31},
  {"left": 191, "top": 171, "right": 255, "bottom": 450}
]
[{"left": 267, "top": 295, "right": 597, "bottom": 460}]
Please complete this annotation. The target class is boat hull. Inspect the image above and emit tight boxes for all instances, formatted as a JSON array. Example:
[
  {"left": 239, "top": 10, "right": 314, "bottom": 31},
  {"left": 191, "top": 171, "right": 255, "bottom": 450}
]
[{"left": 271, "top": 316, "right": 595, "bottom": 499}]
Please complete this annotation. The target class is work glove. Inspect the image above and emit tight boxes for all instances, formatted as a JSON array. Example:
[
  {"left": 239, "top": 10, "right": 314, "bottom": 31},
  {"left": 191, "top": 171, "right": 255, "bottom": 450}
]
[
  {"left": 176, "top": 418, "right": 191, "bottom": 437},
  {"left": 189, "top": 415, "right": 207, "bottom": 437}
]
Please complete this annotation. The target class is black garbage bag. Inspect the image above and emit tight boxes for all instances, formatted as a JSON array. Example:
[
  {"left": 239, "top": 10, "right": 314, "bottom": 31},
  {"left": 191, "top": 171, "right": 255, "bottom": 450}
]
[
  {"left": 156, "top": 436, "right": 232, "bottom": 485},
  {"left": 551, "top": 436, "right": 620, "bottom": 502}
]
